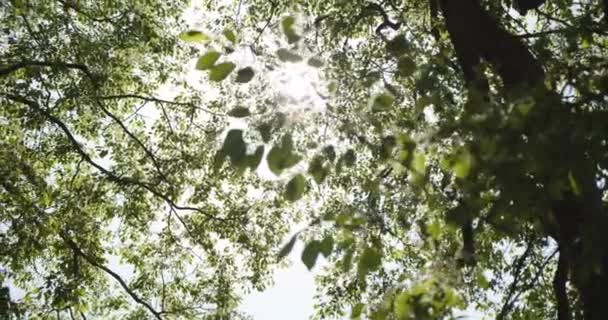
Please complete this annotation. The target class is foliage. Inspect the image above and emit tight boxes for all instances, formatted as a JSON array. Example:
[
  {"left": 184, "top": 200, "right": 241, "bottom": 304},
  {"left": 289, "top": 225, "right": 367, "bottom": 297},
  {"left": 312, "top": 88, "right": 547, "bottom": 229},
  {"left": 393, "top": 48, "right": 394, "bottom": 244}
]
[{"left": 2, "top": 0, "right": 608, "bottom": 319}]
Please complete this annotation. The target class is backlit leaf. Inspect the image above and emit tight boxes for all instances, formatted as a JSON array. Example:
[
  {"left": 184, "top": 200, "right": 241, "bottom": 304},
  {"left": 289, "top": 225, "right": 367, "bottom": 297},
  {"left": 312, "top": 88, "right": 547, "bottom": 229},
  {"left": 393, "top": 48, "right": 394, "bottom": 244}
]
[
  {"left": 179, "top": 30, "right": 209, "bottom": 42},
  {"left": 196, "top": 51, "right": 220, "bottom": 70},
  {"left": 209, "top": 62, "right": 236, "bottom": 82}
]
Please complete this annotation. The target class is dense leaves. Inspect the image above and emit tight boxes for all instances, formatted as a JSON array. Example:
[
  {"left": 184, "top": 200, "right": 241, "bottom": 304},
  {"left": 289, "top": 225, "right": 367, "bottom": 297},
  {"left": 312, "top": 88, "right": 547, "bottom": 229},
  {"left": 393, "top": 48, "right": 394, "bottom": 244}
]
[{"left": 3, "top": 0, "right": 608, "bottom": 319}]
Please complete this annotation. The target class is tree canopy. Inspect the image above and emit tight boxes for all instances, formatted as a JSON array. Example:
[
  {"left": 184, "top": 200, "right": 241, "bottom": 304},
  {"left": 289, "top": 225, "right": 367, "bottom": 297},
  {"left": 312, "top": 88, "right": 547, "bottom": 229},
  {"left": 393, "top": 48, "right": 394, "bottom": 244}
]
[{"left": 1, "top": 0, "right": 608, "bottom": 319}]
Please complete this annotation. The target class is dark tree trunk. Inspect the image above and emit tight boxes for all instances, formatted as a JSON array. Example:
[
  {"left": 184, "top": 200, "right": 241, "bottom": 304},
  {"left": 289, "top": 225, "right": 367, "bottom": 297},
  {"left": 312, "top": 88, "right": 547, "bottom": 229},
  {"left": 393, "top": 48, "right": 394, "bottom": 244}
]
[{"left": 436, "top": 0, "right": 608, "bottom": 318}]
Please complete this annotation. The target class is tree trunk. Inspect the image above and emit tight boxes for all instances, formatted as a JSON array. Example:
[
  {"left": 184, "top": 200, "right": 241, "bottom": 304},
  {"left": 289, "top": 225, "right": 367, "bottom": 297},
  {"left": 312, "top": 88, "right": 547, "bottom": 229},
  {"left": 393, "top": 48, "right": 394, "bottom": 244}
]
[{"left": 437, "top": 0, "right": 608, "bottom": 318}]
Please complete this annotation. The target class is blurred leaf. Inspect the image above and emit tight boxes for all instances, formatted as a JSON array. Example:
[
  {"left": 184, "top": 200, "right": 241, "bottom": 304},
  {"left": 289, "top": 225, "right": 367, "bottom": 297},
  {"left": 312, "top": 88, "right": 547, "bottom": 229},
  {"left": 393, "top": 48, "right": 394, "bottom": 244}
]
[
  {"left": 223, "top": 28, "right": 236, "bottom": 43},
  {"left": 397, "top": 57, "right": 416, "bottom": 77},
  {"left": 285, "top": 174, "right": 306, "bottom": 202},
  {"left": 301, "top": 240, "right": 321, "bottom": 270},
  {"left": 247, "top": 146, "right": 264, "bottom": 170},
  {"left": 235, "top": 67, "right": 255, "bottom": 83},
  {"left": 277, "top": 234, "right": 297, "bottom": 260},
  {"left": 357, "top": 247, "right": 382, "bottom": 279},
  {"left": 209, "top": 62, "right": 236, "bottom": 82},
  {"left": 394, "top": 292, "right": 411, "bottom": 319},
  {"left": 319, "top": 236, "right": 334, "bottom": 257},
  {"left": 267, "top": 134, "right": 302, "bottom": 175},
  {"left": 386, "top": 35, "right": 409, "bottom": 56},
  {"left": 221, "top": 129, "right": 247, "bottom": 167},
  {"left": 323, "top": 145, "right": 336, "bottom": 162},
  {"left": 308, "top": 156, "right": 328, "bottom": 184},
  {"left": 277, "top": 49, "right": 303, "bottom": 62},
  {"left": 179, "top": 30, "right": 209, "bottom": 42},
  {"left": 453, "top": 149, "right": 473, "bottom": 179},
  {"left": 351, "top": 303, "right": 365, "bottom": 319},
  {"left": 308, "top": 57, "right": 324, "bottom": 68},
  {"left": 227, "top": 107, "right": 251, "bottom": 118},
  {"left": 343, "top": 149, "right": 356, "bottom": 167},
  {"left": 371, "top": 93, "right": 394, "bottom": 112},
  {"left": 195, "top": 51, "right": 220, "bottom": 70}
]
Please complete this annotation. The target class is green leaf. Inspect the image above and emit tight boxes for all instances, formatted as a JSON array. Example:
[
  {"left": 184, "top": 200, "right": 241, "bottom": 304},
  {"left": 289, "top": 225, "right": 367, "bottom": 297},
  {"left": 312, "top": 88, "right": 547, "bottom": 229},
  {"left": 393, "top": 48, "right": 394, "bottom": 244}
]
[
  {"left": 209, "top": 62, "right": 236, "bottom": 82},
  {"left": 227, "top": 107, "right": 251, "bottom": 118},
  {"left": 411, "top": 151, "right": 426, "bottom": 174},
  {"left": 568, "top": 171, "right": 581, "bottom": 195},
  {"left": 307, "top": 57, "right": 324, "bottom": 68},
  {"left": 223, "top": 28, "right": 236, "bottom": 43},
  {"left": 235, "top": 67, "right": 255, "bottom": 83},
  {"left": 386, "top": 35, "right": 409, "bottom": 56},
  {"left": 323, "top": 145, "right": 336, "bottom": 162},
  {"left": 371, "top": 93, "right": 394, "bottom": 112},
  {"left": 285, "top": 174, "right": 306, "bottom": 202},
  {"left": 196, "top": 51, "right": 220, "bottom": 70},
  {"left": 357, "top": 247, "right": 382, "bottom": 279},
  {"left": 281, "top": 16, "right": 300, "bottom": 43},
  {"left": 267, "top": 135, "right": 302, "bottom": 175},
  {"left": 394, "top": 292, "right": 411, "bottom": 320},
  {"left": 277, "top": 234, "right": 297, "bottom": 260},
  {"left": 397, "top": 57, "right": 416, "bottom": 77},
  {"left": 257, "top": 123, "right": 272, "bottom": 143},
  {"left": 308, "top": 156, "right": 328, "bottom": 184},
  {"left": 351, "top": 303, "right": 365, "bottom": 319},
  {"left": 281, "top": 16, "right": 295, "bottom": 31},
  {"left": 246, "top": 146, "right": 264, "bottom": 170},
  {"left": 179, "top": 30, "right": 210, "bottom": 42},
  {"left": 343, "top": 149, "right": 356, "bottom": 167},
  {"left": 453, "top": 149, "right": 473, "bottom": 179},
  {"left": 319, "top": 236, "right": 334, "bottom": 257},
  {"left": 301, "top": 240, "right": 321, "bottom": 270},
  {"left": 476, "top": 272, "right": 490, "bottom": 289},
  {"left": 277, "top": 49, "right": 303, "bottom": 62},
  {"left": 221, "top": 129, "right": 247, "bottom": 166}
]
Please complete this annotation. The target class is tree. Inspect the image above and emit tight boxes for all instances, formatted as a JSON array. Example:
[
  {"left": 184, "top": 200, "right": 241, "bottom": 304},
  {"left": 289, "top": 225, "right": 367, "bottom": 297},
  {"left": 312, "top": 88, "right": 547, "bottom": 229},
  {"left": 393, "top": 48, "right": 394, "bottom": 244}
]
[
  {"left": 0, "top": 1, "right": 292, "bottom": 319},
  {"left": 2, "top": 0, "right": 608, "bottom": 319},
  {"left": 186, "top": 0, "right": 607, "bottom": 318}
]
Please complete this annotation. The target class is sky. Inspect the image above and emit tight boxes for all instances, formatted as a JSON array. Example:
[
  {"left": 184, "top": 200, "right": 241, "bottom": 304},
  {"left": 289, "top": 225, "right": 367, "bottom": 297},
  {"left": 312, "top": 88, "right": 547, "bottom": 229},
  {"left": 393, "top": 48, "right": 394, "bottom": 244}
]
[{"left": 240, "top": 241, "right": 318, "bottom": 320}]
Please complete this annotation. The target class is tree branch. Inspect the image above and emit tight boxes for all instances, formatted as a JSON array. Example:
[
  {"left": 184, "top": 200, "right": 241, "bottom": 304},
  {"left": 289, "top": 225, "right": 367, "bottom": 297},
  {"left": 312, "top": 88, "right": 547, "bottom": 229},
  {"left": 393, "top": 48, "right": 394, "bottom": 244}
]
[
  {"left": 2, "top": 93, "right": 225, "bottom": 223},
  {"left": 62, "top": 236, "right": 163, "bottom": 320}
]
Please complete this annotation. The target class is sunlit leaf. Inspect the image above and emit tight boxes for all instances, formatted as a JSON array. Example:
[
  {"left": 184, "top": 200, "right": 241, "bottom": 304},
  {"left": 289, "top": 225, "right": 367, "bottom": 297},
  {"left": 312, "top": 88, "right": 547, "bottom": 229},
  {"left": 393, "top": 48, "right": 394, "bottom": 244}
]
[
  {"left": 179, "top": 30, "right": 209, "bottom": 42},
  {"left": 209, "top": 62, "right": 236, "bottom": 82},
  {"left": 351, "top": 303, "right": 365, "bottom": 319},
  {"left": 453, "top": 149, "right": 473, "bottom": 179},
  {"left": 223, "top": 28, "right": 236, "bottom": 43},
  {"left": 394, "top": 292, "right": 411, "bottom": 319},
  {"left": 195, "top": 51, "right": 220, "bottom": 70}
]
